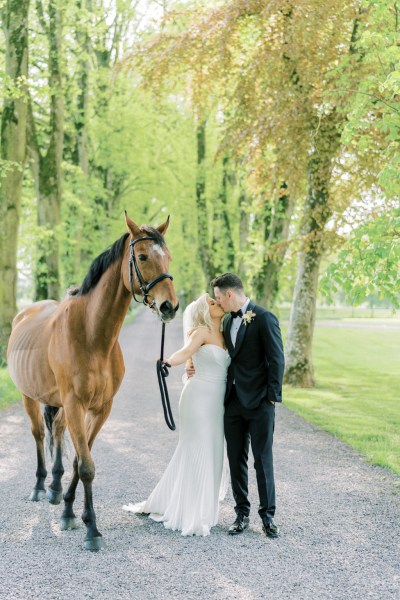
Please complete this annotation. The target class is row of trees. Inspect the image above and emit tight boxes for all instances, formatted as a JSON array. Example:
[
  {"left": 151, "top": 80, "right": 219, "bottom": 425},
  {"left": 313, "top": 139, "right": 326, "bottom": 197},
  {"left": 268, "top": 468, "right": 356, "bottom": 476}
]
[{"left": 1, "top": 0, "right": 399, "bottom": 384}]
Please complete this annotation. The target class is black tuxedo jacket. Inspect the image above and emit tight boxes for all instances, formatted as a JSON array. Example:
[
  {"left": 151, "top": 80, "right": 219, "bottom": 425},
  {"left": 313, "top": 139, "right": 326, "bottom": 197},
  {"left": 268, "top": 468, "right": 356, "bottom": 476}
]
[{"left": 223, "top": 301, "right": 285, "bottom": 409}]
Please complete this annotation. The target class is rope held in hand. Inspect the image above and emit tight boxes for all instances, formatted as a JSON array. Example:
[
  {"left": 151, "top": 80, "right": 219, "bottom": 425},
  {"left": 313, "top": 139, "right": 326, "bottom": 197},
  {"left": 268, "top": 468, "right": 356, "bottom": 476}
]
[{"left": 156, "top": 323, "right": 176, "bottom": 431}]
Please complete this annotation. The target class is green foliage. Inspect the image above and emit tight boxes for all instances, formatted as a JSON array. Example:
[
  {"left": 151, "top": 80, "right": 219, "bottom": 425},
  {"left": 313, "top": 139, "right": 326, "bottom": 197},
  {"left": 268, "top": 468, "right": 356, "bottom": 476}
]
[
  {"left": 58, "top": 85, "right": 204, "bottom": 296},
  {"left": 2, "top": 0, "right": 400, "bottom": 320},
  {"left": 320, "top": 208, "right": 400, "bottom": 307},
  {"left": 0, "top": 73, "right": 28, "bottom": 100},
  {"left": 0, "top": 159, "right": 23, "bottom": 178}
]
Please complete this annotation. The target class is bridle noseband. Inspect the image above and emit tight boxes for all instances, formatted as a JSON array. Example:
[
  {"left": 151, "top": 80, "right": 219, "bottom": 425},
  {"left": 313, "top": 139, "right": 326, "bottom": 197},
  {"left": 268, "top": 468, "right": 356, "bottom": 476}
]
[{"left": 128, "top": 236, "right": 173, "bottom": 308}]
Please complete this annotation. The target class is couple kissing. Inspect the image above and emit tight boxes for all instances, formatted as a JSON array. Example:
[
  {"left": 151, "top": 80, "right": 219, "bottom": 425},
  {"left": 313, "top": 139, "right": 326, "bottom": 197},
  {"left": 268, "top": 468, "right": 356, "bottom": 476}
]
[{"left": 123, "top": 272, "right": 285, "bottom": 539}]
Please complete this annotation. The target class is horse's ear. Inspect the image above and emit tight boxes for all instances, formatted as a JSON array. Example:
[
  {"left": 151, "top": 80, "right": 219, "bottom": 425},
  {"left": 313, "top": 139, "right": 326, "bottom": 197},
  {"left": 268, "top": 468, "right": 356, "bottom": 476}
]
[
  {"left": 156, "top": 215, "right": 170, "bottom": 236},
  {"left": 125, "top": 211, "right": 142, "bottom": 238}
]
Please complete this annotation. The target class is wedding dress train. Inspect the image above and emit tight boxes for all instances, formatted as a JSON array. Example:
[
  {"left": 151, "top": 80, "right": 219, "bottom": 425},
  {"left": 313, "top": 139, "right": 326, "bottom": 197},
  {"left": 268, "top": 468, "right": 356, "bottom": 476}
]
[{"left": 123, "top": 344, "right": 230, "bottom": 536}]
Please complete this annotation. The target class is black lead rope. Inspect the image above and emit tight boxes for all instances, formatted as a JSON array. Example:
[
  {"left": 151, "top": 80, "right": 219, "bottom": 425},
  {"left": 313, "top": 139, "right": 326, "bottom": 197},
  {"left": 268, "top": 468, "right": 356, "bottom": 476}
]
[
  {"left": 156, "top": 323, "right": 176, "bottom": 431},
  {"left": 127, "top": 234, "right": 175, "bottom": 429}
]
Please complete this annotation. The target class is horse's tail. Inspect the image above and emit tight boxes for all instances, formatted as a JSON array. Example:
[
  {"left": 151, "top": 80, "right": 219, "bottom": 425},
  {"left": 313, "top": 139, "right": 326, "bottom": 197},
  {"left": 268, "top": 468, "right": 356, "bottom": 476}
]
[{"left": 44, "top": 405, "right": 59, "bottom": 458}]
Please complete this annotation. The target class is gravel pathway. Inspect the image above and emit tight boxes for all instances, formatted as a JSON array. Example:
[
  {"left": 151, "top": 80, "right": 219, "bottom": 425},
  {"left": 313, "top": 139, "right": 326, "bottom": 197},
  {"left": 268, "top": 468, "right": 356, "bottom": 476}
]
[{"left": 0, "top": 308, "right": 399, "bottom": 600}]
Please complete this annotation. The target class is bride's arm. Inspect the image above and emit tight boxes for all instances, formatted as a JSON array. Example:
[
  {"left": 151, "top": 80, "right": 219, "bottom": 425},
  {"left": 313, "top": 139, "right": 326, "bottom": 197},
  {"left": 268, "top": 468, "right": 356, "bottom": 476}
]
[{"left": 165, "top": 328, "right": 207, "bottom": 367}]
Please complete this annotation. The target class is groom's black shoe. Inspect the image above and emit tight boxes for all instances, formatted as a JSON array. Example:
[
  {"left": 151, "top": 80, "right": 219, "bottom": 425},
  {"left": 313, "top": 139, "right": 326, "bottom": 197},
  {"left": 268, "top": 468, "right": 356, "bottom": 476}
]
[
  {"left": 228, "top": 513, "right": 250, "bottom": 535},
  {"left": 261, "top": 518, "right": 280, "bottom": 539}
]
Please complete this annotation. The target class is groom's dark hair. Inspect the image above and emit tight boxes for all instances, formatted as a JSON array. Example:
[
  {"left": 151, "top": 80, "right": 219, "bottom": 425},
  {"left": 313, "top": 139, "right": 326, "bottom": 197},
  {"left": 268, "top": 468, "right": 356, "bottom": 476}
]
[{"left": 210, "top": 273, "right": 244, "bottom": 292}]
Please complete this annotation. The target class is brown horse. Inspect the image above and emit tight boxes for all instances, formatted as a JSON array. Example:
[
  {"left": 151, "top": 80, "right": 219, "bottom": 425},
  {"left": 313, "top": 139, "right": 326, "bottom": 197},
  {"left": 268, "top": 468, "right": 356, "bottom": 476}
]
[{"left": 7, "top": 213, "right": 179, "bottom": 551}]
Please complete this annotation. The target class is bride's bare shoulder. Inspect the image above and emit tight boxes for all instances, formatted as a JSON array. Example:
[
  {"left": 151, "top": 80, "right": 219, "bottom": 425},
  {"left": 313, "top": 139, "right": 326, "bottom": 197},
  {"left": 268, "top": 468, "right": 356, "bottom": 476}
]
[{"left": 187, "top": 326, "right": 208, "bottom": 341}]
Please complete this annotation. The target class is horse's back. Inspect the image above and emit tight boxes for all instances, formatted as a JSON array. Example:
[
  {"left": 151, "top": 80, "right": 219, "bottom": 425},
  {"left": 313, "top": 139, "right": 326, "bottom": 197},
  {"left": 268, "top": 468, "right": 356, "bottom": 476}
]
[
  {"left": 7, "top": 300, "right": 61, "bottom": 404},
  {"left": 10, "top": 300, "right": 58, "bottom": 328}
]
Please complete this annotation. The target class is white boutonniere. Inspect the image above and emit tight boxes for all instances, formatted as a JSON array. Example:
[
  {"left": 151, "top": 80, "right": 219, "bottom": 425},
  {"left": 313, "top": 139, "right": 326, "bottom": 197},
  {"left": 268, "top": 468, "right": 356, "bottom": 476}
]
[{"left": 242, "top": 309, "right": 256, "bottom": 325}]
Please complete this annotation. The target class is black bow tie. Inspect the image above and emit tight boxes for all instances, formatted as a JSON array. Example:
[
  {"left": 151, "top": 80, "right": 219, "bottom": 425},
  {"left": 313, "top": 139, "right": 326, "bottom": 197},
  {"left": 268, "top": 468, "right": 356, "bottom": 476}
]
[{"left": 230, "top": 309, "right": 243, "bottom": 318}]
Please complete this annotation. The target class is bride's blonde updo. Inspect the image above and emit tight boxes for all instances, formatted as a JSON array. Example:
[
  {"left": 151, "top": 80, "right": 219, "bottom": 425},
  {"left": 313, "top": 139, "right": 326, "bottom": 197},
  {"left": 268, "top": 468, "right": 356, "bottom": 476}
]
[{"left": 187, "top": 293, "right": 213, "bottom": 336}]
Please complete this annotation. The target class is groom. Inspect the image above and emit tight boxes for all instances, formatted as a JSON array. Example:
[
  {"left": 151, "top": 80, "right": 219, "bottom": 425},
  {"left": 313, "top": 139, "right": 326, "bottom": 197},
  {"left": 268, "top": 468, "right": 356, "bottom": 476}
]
[{"left": 211, "top": 273, "right": 285, "bottom": 538}]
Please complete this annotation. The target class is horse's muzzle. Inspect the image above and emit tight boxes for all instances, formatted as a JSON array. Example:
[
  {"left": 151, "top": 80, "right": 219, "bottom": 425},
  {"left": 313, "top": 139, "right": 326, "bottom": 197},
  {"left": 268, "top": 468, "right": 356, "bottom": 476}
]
[{"left": 159, "top": 300, "right": 179, "bottom": 322}]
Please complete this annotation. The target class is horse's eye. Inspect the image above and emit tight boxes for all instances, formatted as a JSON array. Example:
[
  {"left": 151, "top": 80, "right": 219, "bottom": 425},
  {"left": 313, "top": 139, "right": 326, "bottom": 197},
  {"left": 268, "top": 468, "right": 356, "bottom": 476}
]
[{"left": 138, "top": 254, "right": 147, "bottom": 262}]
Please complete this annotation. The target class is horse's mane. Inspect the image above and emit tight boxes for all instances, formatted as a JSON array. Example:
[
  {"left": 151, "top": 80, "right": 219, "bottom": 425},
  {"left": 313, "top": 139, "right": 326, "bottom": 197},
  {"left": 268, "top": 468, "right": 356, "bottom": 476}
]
[
  {"left": 69, "top": 226, "right": 168, "bottom": 297},
  {"left": 69, "top": 233, "right": 129, "bottom": 297}
]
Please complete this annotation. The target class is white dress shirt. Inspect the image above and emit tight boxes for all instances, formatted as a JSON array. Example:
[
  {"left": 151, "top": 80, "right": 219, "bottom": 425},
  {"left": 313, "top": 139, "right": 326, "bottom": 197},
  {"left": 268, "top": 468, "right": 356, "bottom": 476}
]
[{"left": 230, "top": 298, "right": 250, "bottom": 347}]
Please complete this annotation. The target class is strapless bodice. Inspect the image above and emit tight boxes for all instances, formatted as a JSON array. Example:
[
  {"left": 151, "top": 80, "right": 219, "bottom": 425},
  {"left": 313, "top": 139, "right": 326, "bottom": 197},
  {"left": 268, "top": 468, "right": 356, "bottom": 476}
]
[{"left": 191, "top": 344, "right": 230, "bottom": 383}]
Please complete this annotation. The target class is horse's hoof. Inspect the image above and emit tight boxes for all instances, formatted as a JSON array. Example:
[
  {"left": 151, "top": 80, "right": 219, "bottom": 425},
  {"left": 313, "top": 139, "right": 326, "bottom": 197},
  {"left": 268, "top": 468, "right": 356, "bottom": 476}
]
[
  {"left": 47, "top": 488, "right": 63, "bottom": 505},
  {"left": 29, "top": 488, "right": 46, "bottom": 501},
  {"left": 84, "top": 536, "right": 103, "bottom": 552},
  {"left": 60, "top": 517, "right": 78, "bottom": 531}
]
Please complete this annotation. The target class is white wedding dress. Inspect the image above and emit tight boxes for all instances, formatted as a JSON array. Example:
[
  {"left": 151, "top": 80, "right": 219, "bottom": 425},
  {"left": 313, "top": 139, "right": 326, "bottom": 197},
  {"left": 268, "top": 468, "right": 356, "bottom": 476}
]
[{"left": 123, "top": 344, "right": 230, "bottom": 536}]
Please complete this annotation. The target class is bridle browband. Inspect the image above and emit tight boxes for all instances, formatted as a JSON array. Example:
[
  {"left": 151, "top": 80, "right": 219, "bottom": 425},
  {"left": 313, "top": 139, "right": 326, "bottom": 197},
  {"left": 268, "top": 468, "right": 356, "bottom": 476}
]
[{"left": 128, "top": 235, "right": 173, "bottom": 308}]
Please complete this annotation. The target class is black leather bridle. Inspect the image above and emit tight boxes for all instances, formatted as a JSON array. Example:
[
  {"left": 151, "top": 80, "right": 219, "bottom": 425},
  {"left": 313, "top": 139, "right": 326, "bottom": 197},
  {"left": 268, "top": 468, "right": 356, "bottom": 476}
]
[{"left": 128, "top": 236, "right": 173, "bottom": 308}]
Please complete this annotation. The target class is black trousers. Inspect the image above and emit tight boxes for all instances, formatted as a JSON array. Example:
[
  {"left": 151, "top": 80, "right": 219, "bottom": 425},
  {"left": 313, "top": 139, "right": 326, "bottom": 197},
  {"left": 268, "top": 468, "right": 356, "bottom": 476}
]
[{"left": 224, "top": 385, "right": 276, "bottom": 521}]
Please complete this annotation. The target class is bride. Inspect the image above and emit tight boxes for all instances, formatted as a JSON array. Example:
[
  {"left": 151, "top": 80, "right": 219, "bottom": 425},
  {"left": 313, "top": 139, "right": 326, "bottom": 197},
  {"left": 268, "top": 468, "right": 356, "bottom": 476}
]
[{"left": 123, "top": 293, "right": 230, "bottom": 536}]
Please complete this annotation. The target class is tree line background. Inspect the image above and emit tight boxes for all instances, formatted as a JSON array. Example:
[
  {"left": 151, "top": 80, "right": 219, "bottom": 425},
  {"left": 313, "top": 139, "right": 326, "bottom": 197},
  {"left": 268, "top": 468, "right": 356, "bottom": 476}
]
[{"left": 0, "top": 0, "right": 399, "bottom": 386}]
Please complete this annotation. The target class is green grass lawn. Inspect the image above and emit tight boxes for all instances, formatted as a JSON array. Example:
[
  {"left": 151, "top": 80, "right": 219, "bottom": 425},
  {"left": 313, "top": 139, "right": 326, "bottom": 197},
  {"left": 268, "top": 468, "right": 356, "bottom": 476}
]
[
  {"left": 0, "top": 368, "right": 21, "bottom": 410},
  {"left": 283, "top": 326, "right": 400, "bottom": 475}
]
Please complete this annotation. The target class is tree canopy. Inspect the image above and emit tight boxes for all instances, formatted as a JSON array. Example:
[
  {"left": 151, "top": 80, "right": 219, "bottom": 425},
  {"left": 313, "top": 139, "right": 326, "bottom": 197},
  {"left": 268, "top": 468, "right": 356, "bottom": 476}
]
[{"left": 0, "top": 0, "right": 398, "bottom": 379}]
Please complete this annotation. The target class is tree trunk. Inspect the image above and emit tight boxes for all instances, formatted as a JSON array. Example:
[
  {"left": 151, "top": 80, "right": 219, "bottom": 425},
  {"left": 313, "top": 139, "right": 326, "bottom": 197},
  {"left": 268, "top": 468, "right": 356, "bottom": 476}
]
[
  {"left": 67, "top": 2, "right": 90, "bottom": 285},
  {"left": 284, "top": 114, "right": 342, "bottom": 387},
  {"left": 75, "top": 0, "right": 90, "bottom": 176},
  {"left": 0, "top": 0, "right": 30, "bottom": 363},
  {"left": 219, "top": 155, "right": 235, "bottom": 271},
  {"left": 284, "top": 241, "right": 322, "bottom": 387},
  {"left": 254, "top": 183, "right": 294, "bottom": 309},
  {"left": 195, "top": 120, "right": 215, "bottom": 283},
  {"left": 35, "top": 0, "right": 64, "bottom": 300},
  {"left": 211, "top": 154, "right": 235, "bottom": 274},
  {"left": 283, "top": 14, "right": 362, "bottom": 387},
  {"left": 237, "top": 186, "right": 250, "bottom": 280}
]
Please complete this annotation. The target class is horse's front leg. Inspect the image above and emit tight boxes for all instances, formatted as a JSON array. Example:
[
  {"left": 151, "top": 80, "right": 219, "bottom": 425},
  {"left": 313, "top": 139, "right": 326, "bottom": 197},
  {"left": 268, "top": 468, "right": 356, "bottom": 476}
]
[
  {"left": 45, "top": 406, "right": 67, "bottom": 505},
  {"left": 63, "top": 398, "right": 112, "bottom": 551},
  {"left": 82, "top": 402, "right": 114, "bottom": 548},
  {"left": 22, "top": 396, "right": 47, "bottom": 501}
]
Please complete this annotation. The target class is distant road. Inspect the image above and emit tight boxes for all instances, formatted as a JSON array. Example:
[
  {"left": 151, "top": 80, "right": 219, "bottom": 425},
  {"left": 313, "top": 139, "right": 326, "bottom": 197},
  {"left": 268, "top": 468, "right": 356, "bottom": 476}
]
[
  {"left": 316, "top": 320, "right": 400, "bottom": 329},
  {"left": 282, "top": 320, "right": 400, "bottom": 330}
]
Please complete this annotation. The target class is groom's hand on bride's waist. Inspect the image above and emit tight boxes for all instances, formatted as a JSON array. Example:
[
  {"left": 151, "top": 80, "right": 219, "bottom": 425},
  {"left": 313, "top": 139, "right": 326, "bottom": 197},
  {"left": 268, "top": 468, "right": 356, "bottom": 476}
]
[{"left": 185, "top": 360, "right": 195, "bottom": 379}]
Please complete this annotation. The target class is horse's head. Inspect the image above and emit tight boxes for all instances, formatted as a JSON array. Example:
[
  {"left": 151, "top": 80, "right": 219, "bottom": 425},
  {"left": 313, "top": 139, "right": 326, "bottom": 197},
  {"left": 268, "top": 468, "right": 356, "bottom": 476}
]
[{"left": 123, "top": 212, "right": 179, "bottom": 322}]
